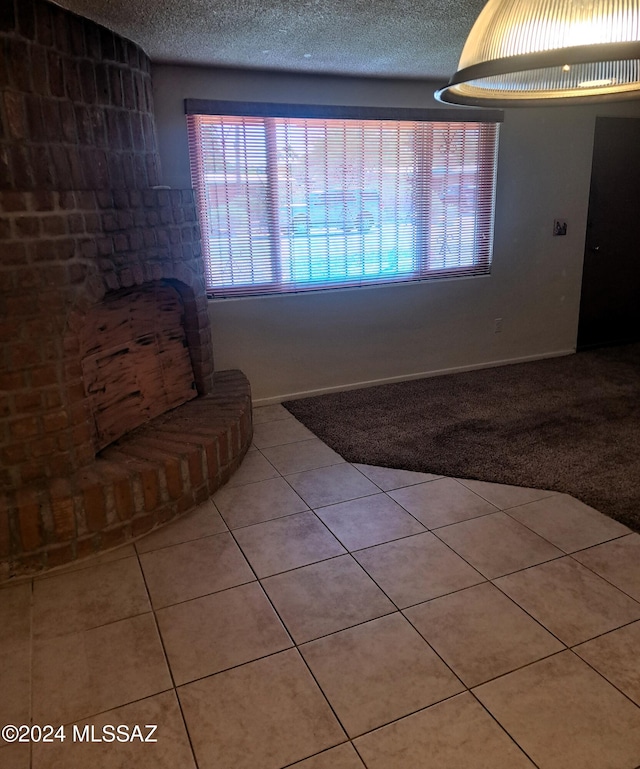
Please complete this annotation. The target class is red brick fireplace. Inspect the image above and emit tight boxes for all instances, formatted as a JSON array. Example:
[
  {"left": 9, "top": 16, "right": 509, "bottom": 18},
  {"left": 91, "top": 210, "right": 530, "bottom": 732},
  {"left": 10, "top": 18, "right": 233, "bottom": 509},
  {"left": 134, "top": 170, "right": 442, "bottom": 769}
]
[{"left": 0, "top": 0, "right": 252, "bottom": 577}]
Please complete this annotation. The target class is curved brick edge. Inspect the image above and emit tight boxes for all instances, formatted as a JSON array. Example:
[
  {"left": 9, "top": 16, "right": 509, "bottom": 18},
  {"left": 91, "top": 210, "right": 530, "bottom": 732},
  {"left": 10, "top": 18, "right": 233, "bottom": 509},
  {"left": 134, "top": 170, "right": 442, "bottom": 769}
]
[
  {"left": 0, "top": 188, "right": 214, "bottom": 493},
  {"left": 0, "top": 370, "right": 252, "bottom": 581},
  {"left": 1, "top": 0, "right": 159, "bottom": 192}
]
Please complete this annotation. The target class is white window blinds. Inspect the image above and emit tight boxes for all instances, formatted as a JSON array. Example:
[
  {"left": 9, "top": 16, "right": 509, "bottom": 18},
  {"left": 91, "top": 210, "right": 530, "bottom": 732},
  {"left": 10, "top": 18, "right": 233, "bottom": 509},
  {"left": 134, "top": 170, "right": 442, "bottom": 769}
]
[{"left": 186, "top": 103, "right": 500, "bottom": 297}]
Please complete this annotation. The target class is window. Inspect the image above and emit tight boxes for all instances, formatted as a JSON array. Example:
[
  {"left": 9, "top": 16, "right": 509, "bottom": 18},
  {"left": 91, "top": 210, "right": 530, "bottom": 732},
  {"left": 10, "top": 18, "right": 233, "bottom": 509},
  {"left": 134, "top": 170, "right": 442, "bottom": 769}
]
[{"left": 186, "top": 101, "right": 501, "bottom": 297}]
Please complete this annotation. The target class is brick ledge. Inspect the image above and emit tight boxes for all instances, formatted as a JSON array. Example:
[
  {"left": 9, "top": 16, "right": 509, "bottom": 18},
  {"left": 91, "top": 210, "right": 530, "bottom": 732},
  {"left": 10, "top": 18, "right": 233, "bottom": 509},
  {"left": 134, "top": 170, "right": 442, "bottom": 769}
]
[{"left": 0, "top": 370, "right": 252, "bottom": 581}]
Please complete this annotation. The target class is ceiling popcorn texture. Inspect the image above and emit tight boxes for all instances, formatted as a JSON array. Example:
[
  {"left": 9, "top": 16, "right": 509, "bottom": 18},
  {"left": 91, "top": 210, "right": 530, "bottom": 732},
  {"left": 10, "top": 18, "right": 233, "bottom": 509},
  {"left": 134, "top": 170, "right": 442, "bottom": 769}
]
[{"left": 53, "top": 0, "right": 487, "bottom": 78}]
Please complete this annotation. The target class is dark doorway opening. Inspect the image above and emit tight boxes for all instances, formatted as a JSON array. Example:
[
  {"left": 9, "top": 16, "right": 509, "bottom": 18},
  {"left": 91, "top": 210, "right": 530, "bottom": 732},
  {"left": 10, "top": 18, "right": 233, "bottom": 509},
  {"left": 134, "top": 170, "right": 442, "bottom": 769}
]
[{"left": 578, "top": 117, "right": 640, "bottom": 350}]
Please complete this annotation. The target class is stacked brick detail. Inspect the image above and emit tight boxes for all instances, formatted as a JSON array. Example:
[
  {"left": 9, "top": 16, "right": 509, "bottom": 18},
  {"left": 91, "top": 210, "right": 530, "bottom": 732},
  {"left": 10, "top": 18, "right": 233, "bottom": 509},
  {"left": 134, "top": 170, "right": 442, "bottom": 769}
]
[
  {"left": 1, "top": 0, "right": 159, "bottom": 190},
  {"left": 1, "top": 371, "right": 252, "bottom": 579},
  {"left": 0, "top": 0, "right": 251, "bottom": 576},
  {"left": 0, "top": 187, "right": 214, "bottom": 492}
]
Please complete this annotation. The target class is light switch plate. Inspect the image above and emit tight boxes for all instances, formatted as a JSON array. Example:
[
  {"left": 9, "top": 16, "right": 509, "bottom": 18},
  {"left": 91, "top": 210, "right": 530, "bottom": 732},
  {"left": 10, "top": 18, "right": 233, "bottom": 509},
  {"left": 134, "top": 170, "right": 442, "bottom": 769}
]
[{"left": 553, "top": 219, "right": 567, "bottom": 236}]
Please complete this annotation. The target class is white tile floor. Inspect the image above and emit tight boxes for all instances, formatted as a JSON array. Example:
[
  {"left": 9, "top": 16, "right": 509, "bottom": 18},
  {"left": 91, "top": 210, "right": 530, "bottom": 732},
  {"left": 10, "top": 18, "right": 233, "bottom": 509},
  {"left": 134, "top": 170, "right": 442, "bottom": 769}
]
[{"left": 2, "top": 405, "right": 640, "bottom": 768}]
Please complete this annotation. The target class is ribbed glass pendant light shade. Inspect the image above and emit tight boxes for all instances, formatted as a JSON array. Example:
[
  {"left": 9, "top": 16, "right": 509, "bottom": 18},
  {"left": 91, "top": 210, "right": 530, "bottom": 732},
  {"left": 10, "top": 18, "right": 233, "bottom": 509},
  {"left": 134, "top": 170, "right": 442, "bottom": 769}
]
[{"left": 436, "top": 0, "right": 640, "bottom": 105}]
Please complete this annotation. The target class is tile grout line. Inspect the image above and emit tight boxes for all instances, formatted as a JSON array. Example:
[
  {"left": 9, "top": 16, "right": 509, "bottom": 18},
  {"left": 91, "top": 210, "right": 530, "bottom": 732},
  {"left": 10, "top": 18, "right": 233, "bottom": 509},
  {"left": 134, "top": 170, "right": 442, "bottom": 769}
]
[
  {"left": 429, "top": 521, "right": 567, "bottom": 579},
  {"left": 565, "top": 645, "right": 640, "bottom": 713},
  {"left": 14, "top": 410, "right": 640, "bottom": 767},
  {"left": 159, "top": 436, "right": 636, "bottom": 766},
  {"left": 454, "top": 478, "right": 558, "bottom": 509},
  {"left": 219, "top": 438, "right": 487, "bottom": 764},
  {"left": 246, "top": 427, "right": 640, "bottom": 752},
  {"left": 215, "top": 441, "right": 618, "bottom": 735},
  {"left": 469, "top": 643, "right": 640, "bottom": 767},
  {"left": 387, "top": 488, "right": 503, "bottom": 533},
  {"left": 133, "top": 545, "right": 202, "bottom": 769},
  {"left": 570, "top": 615, "right": 640, "bottom": 650},
  {"left": 487, "top": 557, "right": 640, "bottom": 646},
  {"left": 278, "top": 740, "right": 363, "bottom": 769},
  {"left": 565, "top": 544, "right": 640, "bottom": 605},
  {"left": 20, "top": 575, "right": 179, "bottom": 762},
  {"left": 485, "top": 573, "right": 573, "bottom": 650},
  {"left": 223, "top": 522, "right": 359, "bottom": 764},
  {"left": 267, "top": 541, "right": 476, "bottom": 746},
  {"left": 467, "top": 686, "right": 544, "bottom": 769},
  {"left": 500, "top": 505, "right": 633, "bottom": 560}
]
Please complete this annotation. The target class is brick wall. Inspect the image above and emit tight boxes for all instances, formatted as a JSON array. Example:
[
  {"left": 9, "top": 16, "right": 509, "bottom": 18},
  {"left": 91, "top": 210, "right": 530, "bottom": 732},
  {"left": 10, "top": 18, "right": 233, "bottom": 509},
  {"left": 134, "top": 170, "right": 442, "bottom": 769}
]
[
  {"left": 0, "top": 187, "right": 214, "bottom": 492},
  {"left": 0, "top": 0, "right": 250, "bottom": 577},
  {"left": 1, "top": 0, "right": 159, "bottom": 190},
  {"left": 2, "top": 370, "right": 252, "bottom": 578}
]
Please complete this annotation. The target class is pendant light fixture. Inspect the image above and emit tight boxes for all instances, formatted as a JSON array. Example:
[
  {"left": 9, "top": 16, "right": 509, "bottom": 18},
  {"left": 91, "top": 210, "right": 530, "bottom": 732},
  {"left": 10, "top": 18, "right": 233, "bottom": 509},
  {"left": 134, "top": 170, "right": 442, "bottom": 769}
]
[{"left": 435, "top": 0, "right": 640, "bottom": 106}]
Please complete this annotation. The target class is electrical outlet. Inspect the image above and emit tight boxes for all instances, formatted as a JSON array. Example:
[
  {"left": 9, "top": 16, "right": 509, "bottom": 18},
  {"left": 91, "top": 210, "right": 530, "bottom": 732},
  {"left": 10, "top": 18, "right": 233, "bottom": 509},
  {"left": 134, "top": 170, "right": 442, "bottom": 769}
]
[
  {"left": 553, "top": 219, "right": 567, "bottom": 236},
  {"left": 494, "top": 317, "right": 503, "bottom": 334}
]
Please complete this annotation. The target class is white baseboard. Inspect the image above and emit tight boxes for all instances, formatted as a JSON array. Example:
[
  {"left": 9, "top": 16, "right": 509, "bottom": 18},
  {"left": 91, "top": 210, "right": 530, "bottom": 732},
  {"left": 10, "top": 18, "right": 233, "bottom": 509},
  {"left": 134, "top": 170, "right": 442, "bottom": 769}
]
[{"left": 251, "top": 348, "right": 576, "bottom": 407}]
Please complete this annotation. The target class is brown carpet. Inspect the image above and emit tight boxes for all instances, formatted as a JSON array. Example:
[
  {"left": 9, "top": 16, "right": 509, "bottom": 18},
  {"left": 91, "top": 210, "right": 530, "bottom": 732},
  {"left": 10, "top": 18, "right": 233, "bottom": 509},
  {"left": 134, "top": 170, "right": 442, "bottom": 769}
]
[{"left": 284, "top": 343, "right": 640, "bottom": 532}]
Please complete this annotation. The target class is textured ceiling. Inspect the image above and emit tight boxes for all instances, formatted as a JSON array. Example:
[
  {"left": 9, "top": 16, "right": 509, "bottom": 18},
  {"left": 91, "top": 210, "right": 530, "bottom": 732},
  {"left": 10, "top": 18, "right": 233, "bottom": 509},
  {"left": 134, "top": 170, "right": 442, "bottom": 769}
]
[{"left": 53, "top": 0, "right": 487, "bottom": 80}]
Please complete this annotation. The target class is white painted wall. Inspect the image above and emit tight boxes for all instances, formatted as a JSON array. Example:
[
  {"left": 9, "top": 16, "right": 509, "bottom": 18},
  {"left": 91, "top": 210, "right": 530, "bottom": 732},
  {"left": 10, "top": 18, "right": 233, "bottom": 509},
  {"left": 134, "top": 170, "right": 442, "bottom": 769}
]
[{"left": 153, "top": 65, "right": 640, "bottom": 403}]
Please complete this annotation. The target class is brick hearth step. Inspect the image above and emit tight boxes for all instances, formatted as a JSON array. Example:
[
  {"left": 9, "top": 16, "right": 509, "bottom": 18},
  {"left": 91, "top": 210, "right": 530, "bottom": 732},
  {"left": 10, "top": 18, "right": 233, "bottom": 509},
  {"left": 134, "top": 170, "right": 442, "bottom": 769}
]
[{"left": 0, "top": 370, "right": 252, "bottom": 580}]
